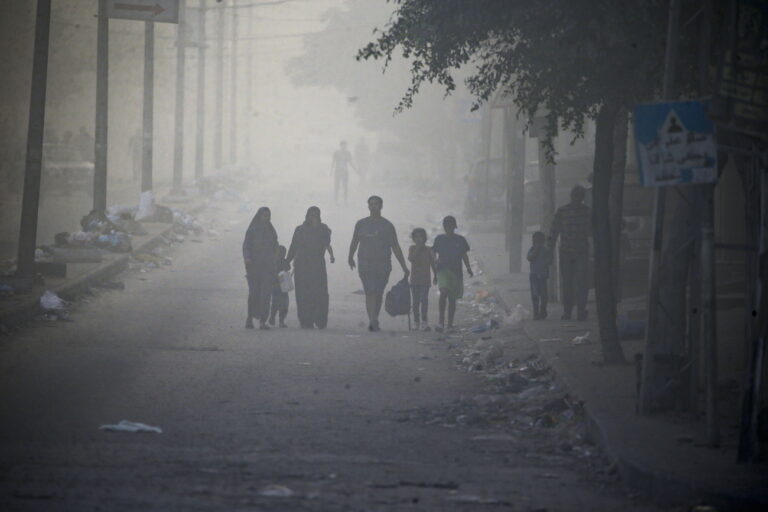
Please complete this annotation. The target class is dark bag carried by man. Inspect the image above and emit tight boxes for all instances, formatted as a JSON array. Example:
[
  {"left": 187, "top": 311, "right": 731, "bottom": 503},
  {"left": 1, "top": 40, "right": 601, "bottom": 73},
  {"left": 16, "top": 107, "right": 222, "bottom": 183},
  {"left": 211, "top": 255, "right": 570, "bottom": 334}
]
[{"left": 385, "top": 276, "right": 411, "bottom": 319}]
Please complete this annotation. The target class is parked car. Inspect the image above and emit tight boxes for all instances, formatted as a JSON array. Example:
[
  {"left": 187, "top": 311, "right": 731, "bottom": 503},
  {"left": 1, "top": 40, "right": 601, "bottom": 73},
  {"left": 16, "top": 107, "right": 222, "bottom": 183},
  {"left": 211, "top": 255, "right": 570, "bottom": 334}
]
[{"left": 42, "top": 143, "right": 94, "bottom": 195}]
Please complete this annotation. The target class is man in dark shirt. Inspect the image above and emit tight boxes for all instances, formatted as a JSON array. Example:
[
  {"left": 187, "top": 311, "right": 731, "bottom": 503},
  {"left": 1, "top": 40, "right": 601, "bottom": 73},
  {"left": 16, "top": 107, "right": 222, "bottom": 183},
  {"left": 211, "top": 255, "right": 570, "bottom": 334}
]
[
  {"left": 331, "top": 140, "right": 355, "bottom": 205},
  {"left": 549, "top": 184, "right": 592, "bottom": 320},
  {"left": 432, "top": 215, "right": 473, "bottom": 332},
  {"left": 348, "top": 195, "right": 409, "bottom": 331}
]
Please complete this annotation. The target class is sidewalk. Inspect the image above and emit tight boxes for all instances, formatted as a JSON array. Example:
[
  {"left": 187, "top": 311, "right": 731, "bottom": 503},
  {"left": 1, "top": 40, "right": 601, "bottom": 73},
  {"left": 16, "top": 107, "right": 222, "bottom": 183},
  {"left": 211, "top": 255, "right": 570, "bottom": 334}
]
[
  {"left": 0, "top": 198, "right": 207, "bottom": 331},
  {"left": 471, "top": 231, "right": 768, "bottom": 511}
]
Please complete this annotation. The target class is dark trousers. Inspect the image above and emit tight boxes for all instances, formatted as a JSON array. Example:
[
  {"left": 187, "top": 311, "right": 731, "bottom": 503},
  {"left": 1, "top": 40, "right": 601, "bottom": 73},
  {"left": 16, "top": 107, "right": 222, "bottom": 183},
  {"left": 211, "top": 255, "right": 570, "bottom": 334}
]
[
  {"left": 559, "top": 250, "right": 589, "bottom": 316},
  {"left": 246, "top": 271, "right": 272, "bottom": 323},
  {"left": 269, "top": 287, "right": 289, "bottom": 322},
  {"left": 529, "top": 274, "right": 548, "bottom": 316},
  {"left": 411, "top": 284, "right": 430, "bottom": 322},
  {"left": 334, "top": 171, "right": 348, "bottom": 203}
]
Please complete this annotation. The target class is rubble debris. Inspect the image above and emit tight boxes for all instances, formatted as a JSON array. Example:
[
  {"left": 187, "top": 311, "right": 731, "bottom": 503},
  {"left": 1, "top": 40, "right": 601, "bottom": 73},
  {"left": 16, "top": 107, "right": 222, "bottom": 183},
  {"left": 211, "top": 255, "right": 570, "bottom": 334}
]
[{"left": 571, "top": 331, "right": 591, "bottom": 345}]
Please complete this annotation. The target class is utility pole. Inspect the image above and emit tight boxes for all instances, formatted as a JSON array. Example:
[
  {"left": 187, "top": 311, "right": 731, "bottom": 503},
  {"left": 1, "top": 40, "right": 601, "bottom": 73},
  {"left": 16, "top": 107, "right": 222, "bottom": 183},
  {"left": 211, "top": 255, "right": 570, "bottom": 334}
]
[
  {"left": 639, "top": 0, "right": 678, "bottom": 415},
  {"left": 141, "top": 20, "right": 155, "bottom": 193},
  {"left": 245, "top": 2, "right": 252, "bottom": 169},
  {"left": 229, "top": 0, "right": 238, "bottom": 165},
  {"left": 194, "top": 0, "right": 206, "bottom": 180},
  {"left": 504, "top": 108, "right": 525, "bottom": 272},
  {"left": 16, "top": 0, "right": 52, "bottom": 282},
  {"left": 214, "top": 0, "right": 225, "bottom": 171},
  {"left": 93, "top": 0, "right": 109, "bottom": 213},
  {"left": 171, "top": 0, "right": 187, "bottom": 195}
]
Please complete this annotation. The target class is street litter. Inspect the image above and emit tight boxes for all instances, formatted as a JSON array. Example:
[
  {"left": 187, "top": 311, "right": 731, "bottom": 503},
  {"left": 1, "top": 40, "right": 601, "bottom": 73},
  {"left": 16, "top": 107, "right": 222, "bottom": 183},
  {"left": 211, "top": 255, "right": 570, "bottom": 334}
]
[
  {"left": 571, "top": 331, "right": 591, "bottom": 345},
  {"left": 258, "top": 484, "right": 294, "bottom": 498},
  {"left": 40, "top": 291, "right": 65, "bottom": 311},
  {"left": 99, "top": 420, "right": 162, "bottom": 433},
  {"left": 508, "top": 304, "right": 531, "bottom": 324},
  {"left": 0, "top": 284, "right": 14, "bottom": 297}
]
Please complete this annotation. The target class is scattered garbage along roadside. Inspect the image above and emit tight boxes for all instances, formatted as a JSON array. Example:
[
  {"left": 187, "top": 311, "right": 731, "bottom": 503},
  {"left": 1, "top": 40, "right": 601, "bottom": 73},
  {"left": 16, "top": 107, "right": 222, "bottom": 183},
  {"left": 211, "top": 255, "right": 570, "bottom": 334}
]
[
  {"left": 99, "top": 420, "right": 162, "bottom": 433},
  {"left": 258, "top": 484, "right": 295, "bottom": 498},
  {"left": 39, "top": 290, "right": 69, "bottom": 320}
]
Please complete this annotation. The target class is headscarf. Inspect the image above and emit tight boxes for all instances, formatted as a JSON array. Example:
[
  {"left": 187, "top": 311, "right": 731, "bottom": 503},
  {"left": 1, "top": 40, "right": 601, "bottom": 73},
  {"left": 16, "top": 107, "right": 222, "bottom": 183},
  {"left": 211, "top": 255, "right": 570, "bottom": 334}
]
[
  {"left": 304, "top": 206, "right": 321, "bottom": 224},
  {"left": 243, "top": 206, "right": 278, "bottom": 266}
]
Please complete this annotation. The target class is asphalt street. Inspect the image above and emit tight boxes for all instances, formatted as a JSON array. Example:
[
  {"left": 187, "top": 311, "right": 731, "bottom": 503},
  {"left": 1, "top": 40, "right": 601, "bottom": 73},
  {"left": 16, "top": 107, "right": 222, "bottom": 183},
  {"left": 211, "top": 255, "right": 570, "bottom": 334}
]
[{"left": 0, "top": 185, "right": 671, "bottom": 511}]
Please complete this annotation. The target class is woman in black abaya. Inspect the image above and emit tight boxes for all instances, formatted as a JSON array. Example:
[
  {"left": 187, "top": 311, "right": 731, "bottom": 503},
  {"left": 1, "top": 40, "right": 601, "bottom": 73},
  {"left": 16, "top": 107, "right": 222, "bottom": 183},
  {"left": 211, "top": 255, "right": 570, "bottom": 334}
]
[
  {"left": 243, "top": 207, "right": 279, "bottom": 330},
  {"left": 286, "top": 206, "right": 334, "bottom": 328}
]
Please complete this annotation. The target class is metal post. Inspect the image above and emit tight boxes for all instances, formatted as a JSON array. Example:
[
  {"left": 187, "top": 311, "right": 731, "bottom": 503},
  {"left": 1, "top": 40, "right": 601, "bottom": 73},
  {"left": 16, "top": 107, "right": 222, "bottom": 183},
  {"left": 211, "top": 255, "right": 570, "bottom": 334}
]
[
  {"left": 16, "top": 0, "right": 52, "bottom": 281},
  {"left": 194, "top": 0, "right": 206, "bottom": 180},
  {"left": 700, "top": 183, "right": 719, "bottom": 446},
  {"left": 171, "top": 0, "right": 187, "bottom": 194},
  {"left": 93, "top": 0, "right": 109, "bottom": 213},
  {"left": 214, "top": 0, "right": 224, "bottom": 171},
  {"left": 141, "top": 21, "right": 155, "bottom": 193},
  {"left": 639, "top": 0, "right": 680, "bottom": 415},
  {"left": 229, "top": 0, "right": 237, "bottom": 165}
]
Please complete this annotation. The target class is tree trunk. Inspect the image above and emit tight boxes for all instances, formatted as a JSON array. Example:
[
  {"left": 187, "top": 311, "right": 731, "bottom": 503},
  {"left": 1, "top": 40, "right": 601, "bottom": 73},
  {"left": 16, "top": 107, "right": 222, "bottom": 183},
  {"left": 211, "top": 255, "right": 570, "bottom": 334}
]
[
  {"left": 592, "top": 101, "right": 627, "bottom": 364},
  {"left": 609, "top": 109, "right": 628, "bottom": 300}
]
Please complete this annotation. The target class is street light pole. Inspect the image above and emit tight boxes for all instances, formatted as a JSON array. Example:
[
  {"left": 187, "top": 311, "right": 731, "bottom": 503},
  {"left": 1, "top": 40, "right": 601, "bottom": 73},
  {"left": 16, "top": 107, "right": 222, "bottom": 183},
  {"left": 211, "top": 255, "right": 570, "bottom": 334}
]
[
  {"left": 229, "top": 0, "right": 238, "bottom": 165},
  {"left": 16, "top": 0, "right": 52, "bottom": 282},
  {"left": 194, "top": 0, "right": 206, "bottom": 180},
  {"left": 93, "top": 0, "right": 109, "bottom": 213},
  {"left": 141, "top": 20, "right": 155, "bottom": 193},
  {"left": 171, "top": 0, "right": 187, "bottom": 194},
  {"left": 214, "top": 0, "right": 224, "bottom": 171}
]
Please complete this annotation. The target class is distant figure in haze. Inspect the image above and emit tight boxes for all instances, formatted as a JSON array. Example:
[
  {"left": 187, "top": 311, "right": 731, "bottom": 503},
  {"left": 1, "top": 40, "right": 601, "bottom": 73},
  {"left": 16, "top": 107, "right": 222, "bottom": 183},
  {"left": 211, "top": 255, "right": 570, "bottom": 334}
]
[
  {"left": 286, "top": 206, "right": 335, "bottom": 329},
  {"left": 348, "top": 195, "right": 409, "bottom": 331},
  {"left": 432, "top": 216, "right": 472, "bottom": 332},
  {"left": 354, "top": 138, "right": 371, "bottom": 185},
  {"left": 73, "top": 126, "right": 94, "bottom": 162},
  {"left": 331, "top": 140, "right": 355, "bottom": 205},
  {"left": 243, "top": 207, "right": 279, "bottom": 330},
  {"left": 130, "top": 129, "right": 142, "bottom": 183},
  {"left": 408, "top": 227, "right": 437, "bottom": 331},
  {"left": 268, "top": 245, "right": 291, "bottom": 328},
  {"left": 527, "top": 231, "right": 552, "bottom": 320},
  {"left": 548, "top": 185, "right": 591, "bottom": 321}
]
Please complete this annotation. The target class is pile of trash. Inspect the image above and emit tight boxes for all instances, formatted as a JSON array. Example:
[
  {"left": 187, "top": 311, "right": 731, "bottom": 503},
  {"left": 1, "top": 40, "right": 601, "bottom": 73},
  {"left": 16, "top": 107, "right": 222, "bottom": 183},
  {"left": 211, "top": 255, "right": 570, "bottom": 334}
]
[{"left": 193, "top": 175, "right": 247, "bottom": 202}]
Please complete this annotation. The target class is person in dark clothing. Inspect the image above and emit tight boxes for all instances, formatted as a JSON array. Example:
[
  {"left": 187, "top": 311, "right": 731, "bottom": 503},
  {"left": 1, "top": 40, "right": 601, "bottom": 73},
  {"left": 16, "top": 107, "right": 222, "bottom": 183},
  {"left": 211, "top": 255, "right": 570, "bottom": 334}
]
[
  {"left": 549, "top": 185, "right": 592, "bottom": 321},
  {"left": 432, "top": 215, "right": 473, "bottom": 332},
  {"left": 269, "top": 245, "right": 290, "bottom": 328},
  {"left": 348, "top": 195, "right": 409, "bottom": 332},
  {"left": 286, "top": 206, "right": 335, "bottom": 329},
  {"left": 243, "top": 207, "right": 279, "bottom": 330},
  {"left": 527, "top": 231, "right": 552, "bottom": 320}
]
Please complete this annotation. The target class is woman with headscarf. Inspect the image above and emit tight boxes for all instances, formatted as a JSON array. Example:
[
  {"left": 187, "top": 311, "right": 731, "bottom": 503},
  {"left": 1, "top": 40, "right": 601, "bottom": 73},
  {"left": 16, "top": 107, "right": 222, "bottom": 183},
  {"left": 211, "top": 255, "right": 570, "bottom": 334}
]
[
  {"left": 286, "top": 206, "right": 334, "bottom": 328},
  {"left": 243, "top": 207, "right": 279, "bottom": 330}
]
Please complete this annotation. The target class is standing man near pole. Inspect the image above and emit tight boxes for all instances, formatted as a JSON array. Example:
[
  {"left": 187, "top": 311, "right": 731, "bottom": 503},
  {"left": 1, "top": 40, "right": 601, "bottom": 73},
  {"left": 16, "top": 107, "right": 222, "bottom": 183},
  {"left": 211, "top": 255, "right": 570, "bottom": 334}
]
[
  {"left": 548, "top": 185, "right": 592, "bottom": 321},
  {"left": 331, "top": 140, "right": 355, "bottom": 205},
  {"left": 348, "top": 195, "right": 409, "bottom": 332}
]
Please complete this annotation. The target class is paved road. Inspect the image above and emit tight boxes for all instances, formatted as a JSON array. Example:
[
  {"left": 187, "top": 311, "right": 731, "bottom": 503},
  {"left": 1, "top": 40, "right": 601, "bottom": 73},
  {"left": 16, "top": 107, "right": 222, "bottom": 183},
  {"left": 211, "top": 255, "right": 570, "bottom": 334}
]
[{"left": 0, "top": 186, "right": 668, "bottom": 511}]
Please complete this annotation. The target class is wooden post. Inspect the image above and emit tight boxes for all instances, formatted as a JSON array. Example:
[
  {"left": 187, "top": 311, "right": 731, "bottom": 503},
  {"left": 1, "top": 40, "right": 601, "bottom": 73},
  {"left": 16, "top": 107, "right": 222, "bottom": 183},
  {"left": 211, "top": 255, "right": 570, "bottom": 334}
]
[{"left": 141, "top": 21, "right": 155, "bottom": 193}]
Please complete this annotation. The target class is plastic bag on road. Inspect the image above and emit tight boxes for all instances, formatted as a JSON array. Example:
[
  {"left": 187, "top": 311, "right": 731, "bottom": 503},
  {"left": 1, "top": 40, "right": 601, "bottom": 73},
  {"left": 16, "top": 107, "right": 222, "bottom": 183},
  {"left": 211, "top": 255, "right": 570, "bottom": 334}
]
[
  {"left": 40, "top": 291, "right": 65, "bottom": 311},
  {"left": 278, "top": 270, "right": 294, "bottom": 293},
  {"left": 135, "top": 190, "right": 156, "bottom": 221},
  {"left": 99, "top": 420, "right": 162, "bottom": 433}
]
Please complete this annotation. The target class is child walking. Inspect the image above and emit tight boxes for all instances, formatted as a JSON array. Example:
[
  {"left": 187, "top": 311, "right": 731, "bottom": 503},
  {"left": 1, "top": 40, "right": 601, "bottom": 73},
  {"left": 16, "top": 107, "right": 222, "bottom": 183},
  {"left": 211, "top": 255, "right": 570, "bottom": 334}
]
[
  {"left": 527, "top": 231, "right": 552, "bottom": 320},
  {"left": 269, "top": 245, "right": 291, "bottom": 327},
  {"left": 408, "top": 228, "right": 437, "bottom": 331},
  {"left": 432, "top": 216, "right": 473, "bottom": 332}
]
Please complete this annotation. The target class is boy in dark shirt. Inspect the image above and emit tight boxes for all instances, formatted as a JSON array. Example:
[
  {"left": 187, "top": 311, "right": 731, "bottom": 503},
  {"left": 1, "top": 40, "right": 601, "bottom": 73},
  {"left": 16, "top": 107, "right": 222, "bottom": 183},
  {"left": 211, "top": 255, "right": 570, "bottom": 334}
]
[
  {"left": 432, "top": 216, "right": 472, "bottom": 332},
  {"left": 527, "top": 231, "right": 552, "bottom": 320}
]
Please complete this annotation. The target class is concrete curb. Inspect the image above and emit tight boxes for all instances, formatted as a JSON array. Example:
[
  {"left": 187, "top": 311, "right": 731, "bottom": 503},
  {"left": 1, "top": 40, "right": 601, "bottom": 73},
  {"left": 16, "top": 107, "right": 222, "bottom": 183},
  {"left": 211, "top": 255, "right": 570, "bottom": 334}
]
[
  {"left": 0, "top": 201, "right": 207, "bottom": 331},
  {"left": 481, "top": 263, "right": 768, "bottom": 510}
]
